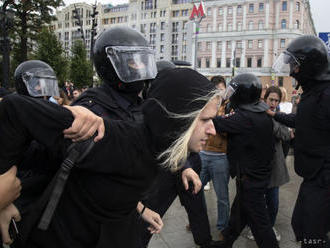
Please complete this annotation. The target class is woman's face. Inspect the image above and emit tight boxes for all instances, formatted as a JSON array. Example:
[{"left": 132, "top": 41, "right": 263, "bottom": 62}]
[
  {"left": 188, "top": 98, "right": 218, "bottom": 152},
  {"left": 266, "top": 92, "right": 280, "bottom": 111}
]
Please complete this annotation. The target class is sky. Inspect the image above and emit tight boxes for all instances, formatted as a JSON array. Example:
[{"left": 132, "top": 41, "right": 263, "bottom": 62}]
[{"left": 63, "top": 0, "right": 328, "bottom": 33}]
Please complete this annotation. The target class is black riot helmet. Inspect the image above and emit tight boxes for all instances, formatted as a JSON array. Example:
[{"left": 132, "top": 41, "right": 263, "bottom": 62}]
[
  {"left": 273, "top": 35, "right": 329, "bottom": 86},
  {"left": 156, "top": 60, "right": 176, "bottom": 73},
  {"left": 93, "top": 26, "right": 157, "bottom": 91},
  {"left": 227, "top": 73, "right": 262, "bottom": 108},
  {"left": 14, "top": 60, "right": 59, "bottom": 97}
]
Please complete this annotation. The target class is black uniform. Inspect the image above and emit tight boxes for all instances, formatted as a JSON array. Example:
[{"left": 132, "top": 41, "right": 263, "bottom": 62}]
[
  {"left": 213, "top": 108, "right": 277, "bottom": 248},
  {"left": 274, "top": 82, "right": 330, "bottom": 247}
]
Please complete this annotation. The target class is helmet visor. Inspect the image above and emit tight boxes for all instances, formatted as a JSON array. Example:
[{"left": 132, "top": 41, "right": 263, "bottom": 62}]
[
  {"left": 272, "top": 51, "right": 300, "bottom": 73},
  {"left": 22, "top": 68, "right": 59, "bottom": 97},
  {"left": 105, "top": 46, "right": 157, "bottom": 83},
  {"left": 224, "top": 81, "right": 239, "bottom": 100}
]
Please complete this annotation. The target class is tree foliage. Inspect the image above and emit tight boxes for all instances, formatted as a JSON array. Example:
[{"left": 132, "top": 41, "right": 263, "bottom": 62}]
[
  {"left": 70, "top": 40, "right": 93, "bottom": 89},
  {"left": 33, "top": 27, "right": 68, "bottom": 86},
  {"left": 3, "top": 0, "right": 64, "bottom": 64}
]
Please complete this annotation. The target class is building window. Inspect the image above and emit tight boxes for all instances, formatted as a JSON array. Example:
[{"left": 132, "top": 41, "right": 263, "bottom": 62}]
[
  {"left": 294, "top": 20, "right": 300, "bottom": 29},
  {"left": 160, "top": 45, "right": 164, "bottom": 53},
  {"left": 280, "top": 39, "right": 286, "bottom": 48},
  {"left": 228, "top": 7, "right": 233, "bottom": 15},
  {"left": 258, "top": 40, "right": 263, "bottom": 48},
  {"left": 237, "top": 41, "right": 242, "bottom": 49},
  {"left": 218, "top": 23, "right": 223, "bottom": 32},
  {"left": 249, "top": 21, "right": 254, "bottom": 30},
  {"left": 182, "top": 9, "right": 188, "bottom": 16},
  {"left": 161, "top": 22, "right": 165, "bottom": 30},
  {"left": 258, "top": 20, "right": 264, "bottom": 30},
  {"left": 207, "top": 24, "right": 212, "bottom": 32},
  {"left": 217, "top": 58, "right": 221, "bottom": 67},
  {"left": 197, "top": 58, "right": 201, "bottom": 68},
  {"left": 247, "top": 57, "right": 252, "bottom": 67},
  {"left": 206, "top": 58, "right": 210, "bottom": 68},
  {"left": 257, "top": 57, "right": 262, "bottom": 67},
  {"left": 227, "top": 23, "right": 232, "bottom": 31},
  {"left": 219, "top": 7, "right": 223, "bottom": 15},
  {"left": 207, "top": 7, "right": 212, "bottom": 16},
  {"left": 172, "top": 10, "right": 179, "bottom": 17},
  {"left": 160, "top": 33, "right": 165, "bottom": 41},
  {"left": 226, "top": 58, "right": 231, "bottom": 68},
  {"left": 206, "top": 41, "right": 211, "bottom": 50},
  {"left": 237, "top": 22, "right": 242, "bottom": 31},
  {"left": 172, "top": 22, "right": 179, "bottom": 32},
  {"left": 282, "top": 1, "right": 287, "bottom": 11},
  {"left": 237, "top": 5, "right": 242, "bottom": 15},
  {"left": 278, "top": 77, "right": 284, "bottom": 87},
  {"left": 235, "top": 58, "right": 240, "bottom": 67},
  {"left": 227, "top": 41, "right": 231, "bottom": 49},
  {"left": 296, "top": 1, "right": 300, "bottom": 11},
  {"left": 217, "top": 41, "right": 222, "bottom": 50},
  {"left": 172, "top": 34, "right": 178, "bottom": 44},
  {"left": 259, "top": 3, "right": 264, "bottom": 12},
  {"left": 198, "top": 42, "right": 202, "bottom": 51},
  {"left": 249, "top": 4, "right": 254, "bottom": 13},
  {"left": 248, "top": 40, "right": 253, "bottom": 49},
  {"left": 281, "top": 19, "right": 287, "bottom": 29}
]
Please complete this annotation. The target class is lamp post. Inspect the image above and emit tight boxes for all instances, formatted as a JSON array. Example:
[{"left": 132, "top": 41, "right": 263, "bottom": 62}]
[
  {"left": 90, "top": 1, "right": 98, "bottom": 59},
  {"left": 0, "top": 8, "right": 14, "bottom": 89}
]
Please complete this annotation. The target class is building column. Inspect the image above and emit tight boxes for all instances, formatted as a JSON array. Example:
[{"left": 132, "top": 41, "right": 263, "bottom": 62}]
[
  {"left": 211, "top": 41, "right": 217, "bottom": 68},
  {"left": 231, "top": 40, "right": 236, "bottom": 67},
  {"left": 221, "top": 40, "right": 226, "bottom": 68},
  {"left": 243, "top": 4, "right": 247, "bottom": 30},
  {"left": 264, "top": 39, "right": 269, "bottom": 67},
  {"left": 223, "top": 6, "right": 227, "bottom": 31},
  {"left": 213, "top": 6, "right": 217, "bottom": 32},
  {"left": 241, "top": 40, "right": 246, "bottom": 67},
  {"left": 233, "top": 5, "right": 237, "bottom": 31},
  {"left": 289, "top": 0, "right": 294, "bottom": 29},
  {"left": 265, "top": 1, "right": 270, "bottom": 29},
  {"left": 275, "top": 1, "right": 280, "bottom": 29}
]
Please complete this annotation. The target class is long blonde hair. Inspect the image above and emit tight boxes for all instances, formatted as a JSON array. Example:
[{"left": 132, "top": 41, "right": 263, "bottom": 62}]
[{"left": 158, "top": 90, "right": 222, "bottom": 171}]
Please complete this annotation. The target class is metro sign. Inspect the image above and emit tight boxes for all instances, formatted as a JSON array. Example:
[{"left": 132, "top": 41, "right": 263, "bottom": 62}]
[{"left": 190, "top": 1, "right": 205, "bottom": 21}]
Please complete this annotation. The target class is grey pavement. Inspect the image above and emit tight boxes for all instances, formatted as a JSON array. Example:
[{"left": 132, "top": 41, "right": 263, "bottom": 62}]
[{"left": 149, "top": 155, "right": 302, "bottom": 248}]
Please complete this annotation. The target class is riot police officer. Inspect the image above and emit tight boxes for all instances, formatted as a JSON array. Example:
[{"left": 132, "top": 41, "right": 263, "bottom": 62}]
[
  {"left": 271, "top": 35, "right": 330, "bottom": 248},
  {"left": 14, "top": 60, "right": 60, "bottom": 100},
  {"left": 214, "top": 73, "right": 278, "bottom": 248}
]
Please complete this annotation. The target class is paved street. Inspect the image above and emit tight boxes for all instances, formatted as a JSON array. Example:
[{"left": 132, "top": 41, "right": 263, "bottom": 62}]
[{"left": 150, "top": 155, "right": 302, "bottom": 248}]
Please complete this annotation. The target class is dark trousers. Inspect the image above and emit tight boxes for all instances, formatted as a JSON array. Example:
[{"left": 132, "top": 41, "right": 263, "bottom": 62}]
[
  {"left": 222, "top": 178, "right": 279, "bottom": 248},
  {"left": 292, "top": 168, "right": 330, "bottom": 248},
  {"left": 137, "top": 169, "right": 212, "bottom": 247},
  {"left": 265, "top": 186, "right": 279, "bottom": 227}
]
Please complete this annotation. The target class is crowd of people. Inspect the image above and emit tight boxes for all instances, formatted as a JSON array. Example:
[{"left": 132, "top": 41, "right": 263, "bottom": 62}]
[{"left": 0, "top": 26, "right": 329, "bottom": 248}]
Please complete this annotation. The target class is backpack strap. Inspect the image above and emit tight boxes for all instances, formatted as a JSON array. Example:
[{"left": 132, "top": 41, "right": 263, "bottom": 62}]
[{"left": 38, "top": 138, "right": 95, "bottom": 230}]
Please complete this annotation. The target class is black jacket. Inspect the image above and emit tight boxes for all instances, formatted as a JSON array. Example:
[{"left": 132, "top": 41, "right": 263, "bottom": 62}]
[
  {"left": 274, "top": 82, "right": 330, "bottom": 179},
  {"left": 213, "top": 108, "right": 274, "bottom": 181}
]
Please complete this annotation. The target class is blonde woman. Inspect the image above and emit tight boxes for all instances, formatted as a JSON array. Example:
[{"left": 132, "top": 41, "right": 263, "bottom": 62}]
[{"left": 0, "top": 68, "right": 222, "bottom": 248}]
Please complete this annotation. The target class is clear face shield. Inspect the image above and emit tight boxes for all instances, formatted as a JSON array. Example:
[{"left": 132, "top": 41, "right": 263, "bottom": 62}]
[
  {"left": 22, "top": 68, "right": 59, "bottom": 97},
  {"left": 272, "top": 50, "right": 300, "bottom": 74},
  {"left": 224, "top": 82, "right": 238, "bottom": 101},
  {"left": 105, "top": 46, "right": 157, "bottom": 83}
]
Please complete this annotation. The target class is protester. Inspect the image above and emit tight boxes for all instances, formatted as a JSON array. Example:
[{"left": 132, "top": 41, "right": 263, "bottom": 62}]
[
  {"left": 270, "top": 35, "right": 330, "bottom": 247},
  {"left": 139, "top": 61, "right": 220, "bottom": 248},
  {"left": 72, "top": 88, "right": 82, "bottom": 100},
  {"left": 199, "top": 75, "right": 230, "bottom": 241},
  {"left": 214, "top": 73, "right": 278, "bottom": 248}
]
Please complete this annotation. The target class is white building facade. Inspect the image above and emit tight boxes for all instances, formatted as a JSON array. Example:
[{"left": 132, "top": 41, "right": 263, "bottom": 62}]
[{"left": 51, "top": 0, "right": 315, "bottom": 98}]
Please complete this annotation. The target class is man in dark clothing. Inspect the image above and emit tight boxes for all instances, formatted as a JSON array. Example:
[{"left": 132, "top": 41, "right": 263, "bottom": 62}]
[
  {"left": 270, "top": 35, "right": 330, "bottom": 248},
  {"left": 213, "top": 73, "right": 278, "bottom": 248}
]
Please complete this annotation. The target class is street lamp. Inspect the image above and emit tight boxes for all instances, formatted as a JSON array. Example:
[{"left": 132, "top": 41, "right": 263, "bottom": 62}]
[{"left": 0, "top": 8, "right": 15, "bottom": 89}]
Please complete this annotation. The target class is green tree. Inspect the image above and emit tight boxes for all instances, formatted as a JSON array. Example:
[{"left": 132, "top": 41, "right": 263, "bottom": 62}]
[
  {"left": 70, "top": 40, "right": 93, "bottom": 88},
  {"left": 3, "top": 0, "right": 64, "bottom": 64},
  {"left": 33, "top": 27, "right": 68, "bottom": 86}
]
